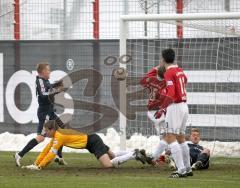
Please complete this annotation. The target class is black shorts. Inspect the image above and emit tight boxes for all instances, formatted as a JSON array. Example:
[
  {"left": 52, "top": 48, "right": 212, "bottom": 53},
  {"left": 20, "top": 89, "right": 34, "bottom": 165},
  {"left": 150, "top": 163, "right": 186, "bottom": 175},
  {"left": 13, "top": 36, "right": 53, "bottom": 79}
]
[
  {"left": 86, "top": 134, "right": 110, "bottom": 159},
  {"left": 37, "top": 105, "right": 58, "bottom": 135}
]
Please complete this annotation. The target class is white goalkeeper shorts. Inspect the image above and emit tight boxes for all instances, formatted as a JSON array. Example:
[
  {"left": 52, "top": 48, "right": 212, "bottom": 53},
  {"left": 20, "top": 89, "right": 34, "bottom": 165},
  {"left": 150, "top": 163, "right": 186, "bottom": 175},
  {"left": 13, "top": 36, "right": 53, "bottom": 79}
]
[
  {"left": 165, "top": 102, "right": 189, "bottom": 135},
  {"left": 147, "top": 110, "right": 165, "bottom": 135}
]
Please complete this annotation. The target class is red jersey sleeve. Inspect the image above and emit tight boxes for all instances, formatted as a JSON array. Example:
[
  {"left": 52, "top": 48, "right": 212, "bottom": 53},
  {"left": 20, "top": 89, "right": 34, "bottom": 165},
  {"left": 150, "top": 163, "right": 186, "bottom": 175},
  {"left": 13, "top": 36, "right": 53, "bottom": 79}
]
[
  {"left": 157, "top": 71, "right": 175, "bottom": 109},
  {"left": 146, "top": 68, "right": 158, "bottom": 77},
  {"left": 140, "top": 67, "right": 168, "bottom": 110},
  {"left": 164, "top": 72, "right": 175, "bottom": 98},
  {"left": 140, "top": 68, "right": 157, "bottom": 87}
]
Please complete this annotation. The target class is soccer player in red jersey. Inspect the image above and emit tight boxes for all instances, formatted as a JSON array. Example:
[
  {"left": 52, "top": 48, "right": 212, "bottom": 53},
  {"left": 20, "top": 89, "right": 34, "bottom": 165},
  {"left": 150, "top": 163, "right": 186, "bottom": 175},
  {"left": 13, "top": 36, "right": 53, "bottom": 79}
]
[
  {"left": 140, "top": 66, "right": 176, "bottom": 170},
  {"left": 140, "top": 66, "right": 170, "bottom": 165},
  {"left": 141, "top": 49, "right": 192, "bottom": 178},
  {"left": 140, "top": 66, "right": 166, "bottom": 135},
  {"left": 157, "top": 48, "right": 192, "bottom": 178}
]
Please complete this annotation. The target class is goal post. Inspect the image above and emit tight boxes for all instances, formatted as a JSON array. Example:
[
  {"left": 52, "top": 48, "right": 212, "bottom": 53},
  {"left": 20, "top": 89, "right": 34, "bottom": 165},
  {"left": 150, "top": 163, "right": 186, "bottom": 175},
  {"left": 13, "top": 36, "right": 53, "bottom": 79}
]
[
  {"left": 119, "top": 19, "right": 127, "bottom": 150},
  {"left": 120, "top": 12, "right": 240, "bottom": 21},
  {"left": 119, "top": 12, "right": 240, "bottom": 155}
]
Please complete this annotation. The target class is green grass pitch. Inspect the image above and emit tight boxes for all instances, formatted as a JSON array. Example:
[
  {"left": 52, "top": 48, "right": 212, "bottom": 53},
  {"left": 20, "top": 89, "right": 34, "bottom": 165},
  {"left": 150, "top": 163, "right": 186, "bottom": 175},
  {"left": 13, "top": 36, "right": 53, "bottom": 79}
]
[{"left": 0, "top": 151, "right": 239, "bottom": 188}]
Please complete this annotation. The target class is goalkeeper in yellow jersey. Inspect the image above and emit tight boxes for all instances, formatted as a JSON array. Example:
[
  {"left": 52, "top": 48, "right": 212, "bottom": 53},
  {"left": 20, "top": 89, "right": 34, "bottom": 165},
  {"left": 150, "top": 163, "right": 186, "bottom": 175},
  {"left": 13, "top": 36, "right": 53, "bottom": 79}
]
[{"left": 22, "top": 120, "right": 146, "bottom": 170}]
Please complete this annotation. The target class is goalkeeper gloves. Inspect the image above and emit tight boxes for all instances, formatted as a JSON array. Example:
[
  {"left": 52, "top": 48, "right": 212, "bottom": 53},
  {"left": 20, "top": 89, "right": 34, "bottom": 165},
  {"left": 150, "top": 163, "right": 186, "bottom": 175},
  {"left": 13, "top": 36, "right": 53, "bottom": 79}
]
[
  {"left": 154, "top": 109, "right": 166, "bottom": 119},
  {"left": 22, "top": 164, "right": 41, "bottom": 170}
]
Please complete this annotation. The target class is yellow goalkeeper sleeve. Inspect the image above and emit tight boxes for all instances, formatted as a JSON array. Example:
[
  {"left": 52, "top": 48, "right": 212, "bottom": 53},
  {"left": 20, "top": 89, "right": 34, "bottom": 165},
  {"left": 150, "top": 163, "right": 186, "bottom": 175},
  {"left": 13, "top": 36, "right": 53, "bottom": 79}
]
[
  {"left": 38, "top": 136, "right": 63, "bottom": 168},
  {"left": 35, "top": 139, "right": 53, "bottom": 166}
]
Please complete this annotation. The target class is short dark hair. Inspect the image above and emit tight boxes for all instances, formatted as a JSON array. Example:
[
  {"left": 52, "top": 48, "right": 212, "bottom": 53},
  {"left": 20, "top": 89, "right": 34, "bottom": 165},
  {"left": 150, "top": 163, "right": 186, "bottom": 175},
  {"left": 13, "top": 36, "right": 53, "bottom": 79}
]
[
  {"left": 44, "top": 120, "right": 58, "bottom": 130},
  {"left": 162, "top": 48, "right": 175, "bottom": 64},
  {"left": 157, "top": 66, "right": 166, "bottom": 79},
  {"left": 36, "top": 63, "right": 49, "bottom": 73}
]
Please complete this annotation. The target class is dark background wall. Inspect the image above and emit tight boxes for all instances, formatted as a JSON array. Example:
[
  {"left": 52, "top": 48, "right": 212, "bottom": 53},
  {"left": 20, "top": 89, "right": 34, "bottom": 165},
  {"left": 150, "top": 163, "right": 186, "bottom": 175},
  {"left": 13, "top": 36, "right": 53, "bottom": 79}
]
[{"left": 0, "top": 39, "right": 239, "bottom": 141}]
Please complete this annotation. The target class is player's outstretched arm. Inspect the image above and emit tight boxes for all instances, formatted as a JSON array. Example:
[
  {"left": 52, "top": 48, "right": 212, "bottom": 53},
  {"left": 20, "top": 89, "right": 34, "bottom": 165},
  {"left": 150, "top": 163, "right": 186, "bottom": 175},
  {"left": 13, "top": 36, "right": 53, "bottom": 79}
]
[
  {"left": 140, "top": 67, "right": 158, "bottom": 87},
  {"left": 37, "top": 78, "right": 64, "bottom": 100},
  {"left": 51, "top": 79, "right": 63, "bottom": 88},
  {"left": 21, "top": 139, "right": 54, "bottom": 170},
  {"left": 35, "top": 139, "right": 54, "bottom": 166},
  {"left": 140, "top": 76, "right": 166, "bottom": 90},
  {"left": 38, "top": 139, "right": 63, "bottom": 169}
]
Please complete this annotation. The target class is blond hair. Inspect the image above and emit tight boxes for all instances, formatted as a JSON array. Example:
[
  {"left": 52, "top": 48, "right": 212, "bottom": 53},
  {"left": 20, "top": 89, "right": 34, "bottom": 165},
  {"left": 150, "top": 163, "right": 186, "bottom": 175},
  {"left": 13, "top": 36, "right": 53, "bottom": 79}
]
[
  {"left": 36, "top": 63, "right": 49, "bottom": 73},
  {"left": 190, "top": 128, "right": 200, "bottom": 134}
]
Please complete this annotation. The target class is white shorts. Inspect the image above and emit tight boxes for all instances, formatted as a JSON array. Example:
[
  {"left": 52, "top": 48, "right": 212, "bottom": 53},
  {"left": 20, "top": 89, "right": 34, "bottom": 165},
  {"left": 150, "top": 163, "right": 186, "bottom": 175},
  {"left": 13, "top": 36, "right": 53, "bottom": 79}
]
[
  {"left": 147, "top": 110, "right": 165, "bottom": 135},
  {"left": 165, "top": 102, "right": 188, "bottom": 135}
]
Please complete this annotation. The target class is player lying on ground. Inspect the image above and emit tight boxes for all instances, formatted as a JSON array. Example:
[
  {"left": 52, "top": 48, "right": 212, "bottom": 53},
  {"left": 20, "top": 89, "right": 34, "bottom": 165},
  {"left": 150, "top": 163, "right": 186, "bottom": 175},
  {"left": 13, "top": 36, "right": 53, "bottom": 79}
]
[
  {"left": 188, "top": 128, "right": 210, "bottom": 170},
  {"left": 159, "top": 128, "right": 210, "bottom": 170},
  {"left": 14, "top": 63, "right": 66, "bottom": 166},
  {"left": 22, "top": 120, "right": 145, "bottom": 170},
  {"left": 140, "top": 49, "right": 192, "bottom": 178},
  {"left": 140, "top": 65, "right": 175, "bottom": 169}
]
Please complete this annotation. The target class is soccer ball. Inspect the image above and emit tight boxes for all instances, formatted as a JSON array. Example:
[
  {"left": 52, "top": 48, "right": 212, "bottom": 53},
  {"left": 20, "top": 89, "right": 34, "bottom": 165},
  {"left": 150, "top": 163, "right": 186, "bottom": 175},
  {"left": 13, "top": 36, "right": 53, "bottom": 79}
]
[{"left": 113, "top": 67, "right": 128, "bottom": 81}]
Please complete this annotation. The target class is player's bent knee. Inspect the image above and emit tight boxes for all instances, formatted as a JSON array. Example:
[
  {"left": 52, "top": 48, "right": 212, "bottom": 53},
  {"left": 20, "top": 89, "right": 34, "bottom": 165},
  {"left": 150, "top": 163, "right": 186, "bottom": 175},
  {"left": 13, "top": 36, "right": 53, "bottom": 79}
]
[
  {"left": 164, "top": 133, "right": 176, "bottom": 144},
  {"left": 176, "top": 134, "right": 185, "bottom": 144},
  {"left": 107, "top": 150, "right": 115, "bottom": 159},
  {"left": 203, "top": 148, "right": 210, "bottom": 156},
  {"left": 98, "top": 154, "right": 113, "bottom": 168},
  {"left": 35, "top": 135, "right": 45, "bottom": 143}
]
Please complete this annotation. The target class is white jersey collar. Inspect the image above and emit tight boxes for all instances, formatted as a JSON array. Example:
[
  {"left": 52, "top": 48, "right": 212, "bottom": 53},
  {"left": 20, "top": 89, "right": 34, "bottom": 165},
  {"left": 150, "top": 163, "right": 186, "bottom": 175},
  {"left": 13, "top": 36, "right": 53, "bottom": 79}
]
[{"left": 166, "top": 64, "right": 178, "bottom": 70}]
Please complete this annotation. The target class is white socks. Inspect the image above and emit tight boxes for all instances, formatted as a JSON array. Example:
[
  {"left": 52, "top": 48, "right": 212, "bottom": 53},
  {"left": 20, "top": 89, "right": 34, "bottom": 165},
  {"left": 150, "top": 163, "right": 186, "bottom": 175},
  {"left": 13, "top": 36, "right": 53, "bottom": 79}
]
[
  {"left": 180, "top": 142, "right": 191, "bottom": 172},
  {"left": 111, "top": 151, "right": 135, "bottom": 167},
  {"left": 170, "top": 141, "right": 185, "bottom": 174},
  {"left": 113, "top": 150, "right": 130, "bottom": 157},
  {"left": 154, "top": 123, "right": 161, "bottom": 135},
  {"left": 152, "top": 140, "right": 168, "bottom": 160}
]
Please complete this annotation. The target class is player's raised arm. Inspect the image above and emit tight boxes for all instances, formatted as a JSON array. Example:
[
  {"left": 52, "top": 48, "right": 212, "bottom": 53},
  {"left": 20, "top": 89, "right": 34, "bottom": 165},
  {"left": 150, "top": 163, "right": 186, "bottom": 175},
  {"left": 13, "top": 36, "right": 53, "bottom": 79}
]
[
  {"left": 140, "top": 74, "right": 166, "bottom": 91},
  {"left": 140, "top": 66, "right": 159, "bottom": 87}
]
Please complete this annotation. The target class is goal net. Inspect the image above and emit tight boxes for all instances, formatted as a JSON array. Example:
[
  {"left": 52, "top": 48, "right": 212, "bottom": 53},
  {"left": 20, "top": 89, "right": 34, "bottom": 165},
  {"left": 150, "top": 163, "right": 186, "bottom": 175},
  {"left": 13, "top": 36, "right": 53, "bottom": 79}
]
[{"left": 119, "top": 13, "right": 240, "bottom": 156}]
